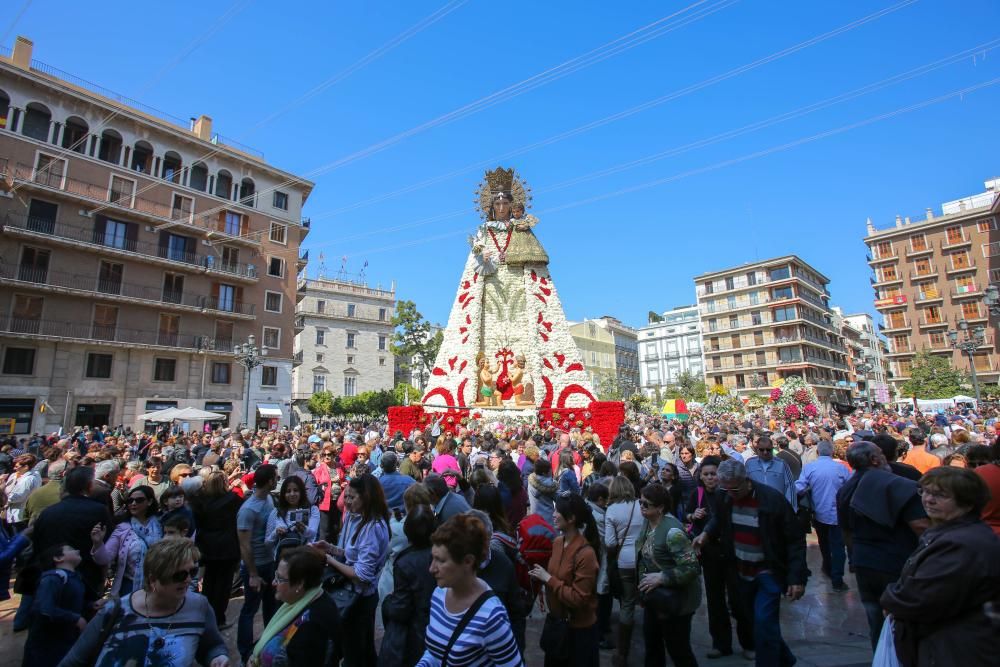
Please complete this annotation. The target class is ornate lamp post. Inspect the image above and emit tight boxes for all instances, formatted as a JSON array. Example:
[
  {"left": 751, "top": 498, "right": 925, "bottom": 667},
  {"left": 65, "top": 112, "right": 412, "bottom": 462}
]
[
  {"left": 983, "top": 284, "right": 1000, "bottom": 318},
  {"left": 854, "top": 359, "right": 874, "bottom": 405},
  {"left": 234, "top": 334, "right": 267, "bottom": 429},
  {"left": 947, "top": 320, "right": 986, "bottom": 404}
]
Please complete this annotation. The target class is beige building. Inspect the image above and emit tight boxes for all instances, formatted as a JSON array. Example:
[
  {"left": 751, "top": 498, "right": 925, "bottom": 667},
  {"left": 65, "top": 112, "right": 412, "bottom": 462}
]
[
  {"left": 591, "top": 316, "right": 640, "bottom": 396},
  {"left": 569, "top": 320, "right": 617, "bottom": 389},
  {"left": 0, "top": 37, "right": 313, "bottom": 433},
  {"left": 864, "top": 178, "right": 1000, "bottom": 395},
  {"left": 291, "top": 277, "right": 396, "bottom": 421},
  {"left": 694, "top": 256, "right": 852, "bottom": 406}
]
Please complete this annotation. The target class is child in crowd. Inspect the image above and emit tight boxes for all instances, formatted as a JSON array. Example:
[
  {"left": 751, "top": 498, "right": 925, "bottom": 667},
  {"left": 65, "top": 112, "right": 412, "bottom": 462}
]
[
  {"left": 22, "top": 543, "right": 87, "bottom": 667},
  {"left": 162, "top": 514, "right": 201, "bottom": 592},
  {"left": 160, "top": 485, "right": 197, "bottom": 536}
]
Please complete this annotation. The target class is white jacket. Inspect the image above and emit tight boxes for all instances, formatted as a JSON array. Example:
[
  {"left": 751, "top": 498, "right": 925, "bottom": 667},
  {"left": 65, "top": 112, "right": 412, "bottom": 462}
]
[
  {"left": 3, "top": 471, "right": 41, "bottom": 523},
  {"left": 604, "top": 500, "right": 643, "bottom": 569}
]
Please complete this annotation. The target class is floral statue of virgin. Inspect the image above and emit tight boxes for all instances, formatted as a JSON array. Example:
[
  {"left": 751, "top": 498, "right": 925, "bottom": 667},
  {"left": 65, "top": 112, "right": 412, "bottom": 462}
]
[{"left": 420, "top": 167, "right": 596, "bottom": 412}]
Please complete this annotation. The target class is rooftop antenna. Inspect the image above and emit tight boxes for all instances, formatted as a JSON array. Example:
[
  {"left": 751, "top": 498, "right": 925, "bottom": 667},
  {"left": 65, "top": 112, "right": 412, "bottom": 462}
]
[
  {"left": 317, "top": 252, "right": 327, "bottom": 279},
  {"left": 337, "top": 255, "right": 348, "bottom": 281}
]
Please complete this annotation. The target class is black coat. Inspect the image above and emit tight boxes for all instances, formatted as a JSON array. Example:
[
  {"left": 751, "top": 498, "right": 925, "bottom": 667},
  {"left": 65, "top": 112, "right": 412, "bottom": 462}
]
[
  {"left": 379, "top": 546, "right": 436, "bottom": 667},
  {"left": 32, "top": 496, "right": 112, "bottom": 599},
  {"left": 190, "top": 491, "right": 242, "bottom": 561},
  {"left": 284, "top": 593, "right": 341, "bottom": 664},
  {"left": 704, "top": 480, "right": 808, "bottom": 586},
  {"left": 479, "top": 544, "right": 526, "bottom": 652}
]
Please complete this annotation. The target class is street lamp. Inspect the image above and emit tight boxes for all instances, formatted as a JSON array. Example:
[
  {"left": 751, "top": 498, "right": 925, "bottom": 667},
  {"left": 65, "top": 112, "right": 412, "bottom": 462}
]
[
  {"left": 855, "top": 357, "right": 874, "bottom": 405},
  {"left": 984, "top": 284, "right": 1000, "bottom": 318},
  {"left": 947, "top": 320, "right": 986, "bottom": 403},
  {"left": 234, "top": 334, "right": 267, "bottom": 430}
]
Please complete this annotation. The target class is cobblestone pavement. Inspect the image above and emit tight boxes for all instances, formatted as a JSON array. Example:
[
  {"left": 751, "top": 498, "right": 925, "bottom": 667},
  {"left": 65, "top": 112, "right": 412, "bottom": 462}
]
[{"left": 0, "top": 535, "right": 873, "bottom": 666}]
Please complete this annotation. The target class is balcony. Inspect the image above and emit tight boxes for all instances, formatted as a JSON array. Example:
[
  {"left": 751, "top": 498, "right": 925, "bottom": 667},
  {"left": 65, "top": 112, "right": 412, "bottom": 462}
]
[
  {"left": 4, "top": 160, "right": 260, "bottom": 247},
  {"left": 881, "top": 319, "right": 911, "bottom": 333},
  {"left": 874, "top": 295, "right": 908, "bottom": 310},
  {"left": 940, "top": 236, "right": 972, "bottom": 251},
  {"left": 293, "top": 350, "right": 303, "bottom": 366},
  {"left": 0, "top": 264, "right": 255, "bottom": 318},
  {"left": 297, "top": 250, "right": 309, "bottom": 272},
  {"left": 918, "top": 316, "right": 949, "bottom": 329},
  {"left": 905, "top": 244, "right": 934, "bottom": 258},
  {"left": 297, "top": 309, "right": 392, "bottom": 326},
  {"left": 914, "top": 291, "right": 944, "bottom": 305},
  {"left": 909, "top": 268, "right": 939, "bottom": 281},
  {"left": 945, "top": 259, "right": 977, "bottom": 276},
  {"left": 0, "top": 315, "right": 225, "bottom": 353},
  {"left": 872, "top": 274, "right": 903, "bottom": 288},
  {"left": 867, "top": 248, "right": 898, "bottom": 265},
  {"left": 1, "top": 213, "right": 259, "bottom": 283},
  {"left": 951, "top": 285, "right": 981, "bottom": 299},
  {"left": 886, "top": 345, "right": 916, "bottom": 357},
  {"left": 294, "top": 314, "right": 306, "bottom": 332}
]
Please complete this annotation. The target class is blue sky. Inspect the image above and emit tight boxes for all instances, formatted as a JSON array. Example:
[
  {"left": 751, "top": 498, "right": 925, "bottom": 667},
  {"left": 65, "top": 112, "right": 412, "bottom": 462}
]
[{"left": 7, "top": 0, "right": 1000, "bottom": 328}]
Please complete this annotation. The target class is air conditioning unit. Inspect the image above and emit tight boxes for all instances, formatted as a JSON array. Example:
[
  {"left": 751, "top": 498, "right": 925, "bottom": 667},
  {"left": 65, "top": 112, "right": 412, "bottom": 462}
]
[{"left": 247, "top": 265, "right": 257, "bottom": 278}]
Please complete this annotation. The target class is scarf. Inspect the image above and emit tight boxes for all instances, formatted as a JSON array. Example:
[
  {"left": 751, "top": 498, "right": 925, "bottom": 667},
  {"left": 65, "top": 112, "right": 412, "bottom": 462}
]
[
  {"left": 250, "top": 586, "right": 323, "bottom": 663},
  {"left": 129, "top": 517, "right": 162, "bottom": 590}
]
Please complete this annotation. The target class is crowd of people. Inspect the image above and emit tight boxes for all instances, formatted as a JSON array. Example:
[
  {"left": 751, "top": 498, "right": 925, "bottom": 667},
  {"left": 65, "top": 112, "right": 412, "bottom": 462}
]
[{"left": 0, "top": 402, "right": 998, "bottom": 666}]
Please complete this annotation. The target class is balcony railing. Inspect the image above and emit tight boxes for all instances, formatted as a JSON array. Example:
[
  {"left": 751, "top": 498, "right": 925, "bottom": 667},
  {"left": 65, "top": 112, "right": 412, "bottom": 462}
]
[
  {"left": 5, "top": 161, "right": 260, "bottom": 244},
  {"left": 0, "top": 264, "right": 255, "bottom": 315},
  {"left": 945, "top": 259, "right": 977, "bottom": 274},
  {"left": 918, "top": 316, "right": 948, "bottom": 327},
  {"left": 0, "top": 314, "right": 213, "bottom": 351},
  {"left": 909, "top": 269, "right": 938, "bottom": 280},
  {"left": 940, "top": 235, "right": 971, "bottom": 250},
  {"left": 2, "top": 213, "right": 258, "bottom": 280}
]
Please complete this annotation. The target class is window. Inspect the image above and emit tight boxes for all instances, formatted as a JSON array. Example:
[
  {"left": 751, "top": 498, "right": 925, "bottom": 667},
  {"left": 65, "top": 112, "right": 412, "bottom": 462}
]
[
  {"left": 268, "top": 257, "right": 284, "bottom": 278},
  {"left": 211, "top": 362, "right": 231, "bottom": 384},
  {"left": 378, "top": 335, "right": 387, "bottom": 351},
  {"left": 273, "top": 191, "right": 289, "bottom": 210},
  {"left": 873, "top": 241, "right": 893, "bottom": 259},
  {"left": 961, "top": 302, "right": 982, "bottom": 320},
  {"left": 378, "top": 307, "right": 387, "bottom": 321},
  {"left": 725, "top": 277, "right": 735, "bottom": 290},
  {"left": 914, "top": 257, "right": 933, "bottom": 276},
  {"left": 945, "top": 226, "right": 964, "bottom": 244},
  {"left": 879, "top": 265, "right": 898, "bottom": 282},
  {"left": 916, "top": 281, "right": 938, "bottom": 300},
  {"left": 929, "top": 331, "right": 946, "bottom": 348},
  {"left": 727, "top": 295, "right": 736, "bottom": 309},
  {"left": 217, "top": 284, "right": 237, "bottom": 312},
  {"left": 976, "top": 218, "right": 996, "bottom": 233},
  {"left": 344, "top": 377, "right": 357, "bottom": 397},
  {"left": 18, "top": 246, "right": 49, "bottom": 283},
  {"left": 265, "top": 291, "right": 282, "bottom": 313},
  {"left": 316, "top": 330, "right": 326, "bottom": 345},
  {"left": 728, "top": 315, "right": 738, "bottom": 329},
  {"left": 27, "top": 199, "right": 58, "bottom": 234},
  {"left": 269, "top": 222, "right": 287, "bottom": 244},
  {"left": 12, "top": 296, "right": 42, "bottom": 334},
  {"left": 773, "top": 306, "right": 796, "bottom": 322},
  {"left": 923, "top": 306, "right": 943, "bottom": 324},
  {"left": 317, "top": 300, "right": 326, "bottom": 314},
  {"left": 171, "top": 194, "right": 193, "bottom": 222},
  {"left": 92, "top": 305, "right": 118, "bottom": 340},
  {"left": 756, "top": 351, "right": 766, "bottom": 366},
  {"left": 164, "top": 233, "right": 194, "bottom": 262},
  {"left": 261, "top": 366, "right": 278, "bottom": 386},
  {"left": 158, "top": 314, "right": 179, "bottom": 346},
  {"left": 704, "top": 282, "right": 714, "bottom": 295},
  {"left": 778, "top": 347, "right": 802, "bottom": 362},
  {"left": 316, "top": 353, "right": 324, "bottom": 362},
  {"left": 379, "top": 357, "right": 386, "bottom": 367},
  {"left": 769, "top": 266, "right": 791, "bottom": 281},
  {"left": 224, "top": 211, "right": 243, "bottom": 236},
  {"left": 109, "top": 175, "right": 135, "bottom": 206},
  {"left": 162, "top": 273, "right": 184, "bottom": 304},
  {"left": 313, "top": 374, "right": 326, "bottom": 393},
  {"left": 955, "top": 275, "right": 976, "bottom": 293},
  {"left": 215, "top": 321, "right": 234, "bottom": 351},
  {"left": 346, "top": 355, "right": 355, "bottom": 365},
  {"left": 153, "top": 358, "right": 177, "bottom": 382},
  {"left": 262, "top": 327, "right": 280, "bottom": 348},
  {"left": 750, "top": 311, "right": 762, "bottom": 326},
  {"left": 772, "top": 286, "right": 793, "bottom": 300},
  {"left": 892, "top": 334, "right": 910, "bottom": 352},
  {"left": 2, "top": 348, "right": 35, "bottom": 375},
  {"left": 950, "top": 250, "right": 971, "bottom": 270},
  {"left": 346, "top": 333, "right": 357, "bottom": 348},
  {"left": 97, "top": 261, "right": 124, "bottom": 295},
  {"left": 747, "top": 272, "right": 757, "bottom": 286},
  {"left": 33, "top": 153, "right": 65, "bottom": 188},
  {"left": 910, "top": 234, "right": 928, "bottom": 252},
  {"left": 85, "top": 353, "right": 113, "bottom": 379},
  {"left": 347, "top": 304, "right": 356, "bottom": 318}
]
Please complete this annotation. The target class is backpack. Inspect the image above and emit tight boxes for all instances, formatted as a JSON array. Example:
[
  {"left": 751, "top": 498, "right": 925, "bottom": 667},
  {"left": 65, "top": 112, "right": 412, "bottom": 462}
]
[{"left": 515, "top": 514, "right": 556, "bottom": 598}]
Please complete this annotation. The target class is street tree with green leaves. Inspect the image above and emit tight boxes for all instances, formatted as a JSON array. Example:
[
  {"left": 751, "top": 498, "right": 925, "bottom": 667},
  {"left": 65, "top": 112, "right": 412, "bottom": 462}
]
[
  {"left": 660, "top": 371, "right": 708, "bottom": 404},
  {"left": 306, "top": 391, "right": 333, "bottom": 417},
  {"left": 391, "top": 300, "right": 443, "bottom": 390},
  {"left": 898, "top": 350, "right": 970, "bottom": 399}
]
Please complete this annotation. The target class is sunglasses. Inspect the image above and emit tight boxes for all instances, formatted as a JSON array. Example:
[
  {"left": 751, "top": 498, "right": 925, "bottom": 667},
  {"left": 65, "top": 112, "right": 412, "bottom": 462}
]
[
  {"left": 168, "top": 567, "right": 199, "bottom": 584},
  {"left": 719, "top": 484, "right": 744, "bottom": 493},
  {"left": 127, "top": 496, "right": 148, "bottom": 505}
]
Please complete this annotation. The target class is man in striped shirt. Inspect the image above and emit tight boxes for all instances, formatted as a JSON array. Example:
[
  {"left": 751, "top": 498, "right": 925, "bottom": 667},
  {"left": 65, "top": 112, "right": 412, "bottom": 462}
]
[{"left": 694, "top": 459, "right": 807, "bottom": 667}]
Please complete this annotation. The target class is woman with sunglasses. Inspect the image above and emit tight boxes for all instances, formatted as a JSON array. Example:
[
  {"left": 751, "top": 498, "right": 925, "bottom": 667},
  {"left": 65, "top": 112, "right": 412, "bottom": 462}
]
[
  {"left": 91, "top": 484, "right": 163, "bottom": 596},
  {"left": 61, "top": 538, "right": 229, "bottom": 667},
  {"left": 313, "top": 446, "right": 344, "bottom": 543},
  {"left": 636, "top": 483, "right": 701, "bottom": 667}
]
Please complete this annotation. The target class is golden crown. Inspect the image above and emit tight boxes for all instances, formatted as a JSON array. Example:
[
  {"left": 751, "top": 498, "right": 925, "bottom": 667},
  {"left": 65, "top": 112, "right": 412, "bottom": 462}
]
[{"left": 474, "top": 166, "right": 532, "bottom": 220}]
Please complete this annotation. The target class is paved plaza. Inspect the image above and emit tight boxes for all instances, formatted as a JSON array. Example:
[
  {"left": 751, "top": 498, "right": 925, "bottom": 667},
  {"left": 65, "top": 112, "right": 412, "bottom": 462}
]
[{"left": 0, "top": 534, "right": 872, "bottom": 666}]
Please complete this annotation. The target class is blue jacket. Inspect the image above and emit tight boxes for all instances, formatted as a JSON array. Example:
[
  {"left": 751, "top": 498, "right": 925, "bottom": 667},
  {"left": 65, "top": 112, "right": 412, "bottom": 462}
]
[
  {"left": 0, "top": 529, "right": 29, "bottom": 600},
  {"left": 379, "top": 471, "right": 416, "bottom": 511}
]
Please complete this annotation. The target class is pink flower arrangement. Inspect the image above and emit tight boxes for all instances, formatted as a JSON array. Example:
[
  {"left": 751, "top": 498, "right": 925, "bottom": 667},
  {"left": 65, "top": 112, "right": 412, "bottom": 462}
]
[
  {"left": 770, "top": 388, "right": 782, "bottom": 401},
  {"left": 783, "top": 404, "right": 801, "bottom": 419},
  {"left": 803, "top": 404, "right": 818, "bottom": 417}
]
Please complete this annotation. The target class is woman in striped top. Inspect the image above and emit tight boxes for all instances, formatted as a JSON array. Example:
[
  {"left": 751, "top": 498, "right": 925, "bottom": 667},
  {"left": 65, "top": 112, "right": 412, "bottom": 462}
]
[{"left": 416, "top": 514, "right": 523, "bottom": 667}]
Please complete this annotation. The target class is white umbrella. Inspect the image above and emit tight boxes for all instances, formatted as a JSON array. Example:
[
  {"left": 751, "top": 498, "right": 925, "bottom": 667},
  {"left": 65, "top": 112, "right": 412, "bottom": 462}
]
[
  {"left": 137, "top": 407, "right": 179, "bottom": 422},
  {"left": 137, "top": 407, "right": 225, "bottom": 422}
]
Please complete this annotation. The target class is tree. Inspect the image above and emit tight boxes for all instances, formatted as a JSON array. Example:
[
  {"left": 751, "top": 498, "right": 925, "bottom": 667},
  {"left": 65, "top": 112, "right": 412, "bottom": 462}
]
[
  {"left": 628, "top": 392, "right": 652, "bottom": 414},
  {"left": 898, "top": 350, "right": 969, "bottom": 399},
  {"left": 662, "top": 371, "right": 707, "bottom": 403},
  {"left": 596, "top": 375, "right": 627, "bottom": 401},
  {"left": 306, "top": 391, "right": 333, "bottom": 417},
  {"left": 391, "top": 300, "right": 443, "bottom": 390},
  {"left": 394, "top": 382, "right": 423, "bottom": 405}
]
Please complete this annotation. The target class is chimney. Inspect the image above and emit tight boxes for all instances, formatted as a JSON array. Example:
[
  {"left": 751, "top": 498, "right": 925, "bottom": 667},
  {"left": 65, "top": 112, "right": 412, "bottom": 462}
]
[
  {"left": 895, "top": 215, "right": 903, "bottom": 228},
  {"left": 192, "top": 115, "right": 213, "bottom": 141},
  {"left": 12, "top": 36, "right": 33, "bottom": 70},
  {"left": 904, "top": 216, "right": 911, "bottom": 225},
  {"left": 926, "top": 207, "right": 934, "bottom": 220},
  {"left": 865, "top": 217, "right": 875, "bottom": 235}
]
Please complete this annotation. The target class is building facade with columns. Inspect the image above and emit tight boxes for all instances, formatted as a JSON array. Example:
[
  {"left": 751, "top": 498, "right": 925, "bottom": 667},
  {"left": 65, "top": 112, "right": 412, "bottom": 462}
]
[{"left": 0, "top": 37, "right": 312, "bottom": 433}]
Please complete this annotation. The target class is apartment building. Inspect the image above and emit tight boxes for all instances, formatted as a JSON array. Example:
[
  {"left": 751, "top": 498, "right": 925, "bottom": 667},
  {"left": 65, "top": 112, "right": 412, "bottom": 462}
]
[
  {"left": 694, "top": 256, "right": 851, "bottom": 406},
  {"left": 591, "top": 316, "right": 640, "bottom": 396},
  {"left": 865, "top": 177, "right": 1000, "bottom": 395},
  {"left": 833, "top": 309, "right": 866, "bottom": 401},
  {"left": 292, "top": 277, "right": 395, "bottom": 421},
  {"left": 637, "top": 305, "right": 704, "bottom": 399},
  {"left": 0, "top": 37, "right": 313, "bottom": 433},
  {"left": 840, "top": 311, "right": 892, "bottom": 404},
  {"left": 569, "top": 320, "right": 617, "bottom": 389}
]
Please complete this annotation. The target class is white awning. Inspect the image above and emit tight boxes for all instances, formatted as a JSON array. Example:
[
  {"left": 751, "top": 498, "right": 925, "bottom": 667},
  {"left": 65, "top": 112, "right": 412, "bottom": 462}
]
[{"left": 257, "top": 403, "right": 283, "bottom": 418}]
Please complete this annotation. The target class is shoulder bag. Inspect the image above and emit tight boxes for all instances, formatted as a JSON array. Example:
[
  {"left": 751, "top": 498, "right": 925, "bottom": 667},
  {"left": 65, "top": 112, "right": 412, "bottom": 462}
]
[
  {"left": 324, "top": 517, "right": 361, "bottom": 616},
  {"left": 638, "top": 525, "right": 683, "bottom": 621},
  {"left": 440, "top": 590, "right": 496, "bottom": 666},
  {"left": 606, "top": 502, "right": 634, "bottom": 598}
]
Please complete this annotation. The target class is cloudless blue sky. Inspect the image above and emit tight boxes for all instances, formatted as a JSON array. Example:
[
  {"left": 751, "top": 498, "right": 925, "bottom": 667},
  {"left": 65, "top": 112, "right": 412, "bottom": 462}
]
[{"left": 7, "top": 0, "right": 1000, "bottom": 328}]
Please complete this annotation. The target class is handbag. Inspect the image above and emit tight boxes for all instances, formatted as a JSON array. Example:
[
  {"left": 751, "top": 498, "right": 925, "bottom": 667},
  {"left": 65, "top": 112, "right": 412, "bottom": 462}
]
[
  {"left": 638, "top": 526, "right": 684, "bottom": 621},
  {"left": 606, "top": 502, "right": 635, "bottom": 598},
  {"left": 539, "top": 612, "right": 571, "bottom": 660},
  {"left": 323, "top": 518, "right": 361, "bottom": 616}
]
